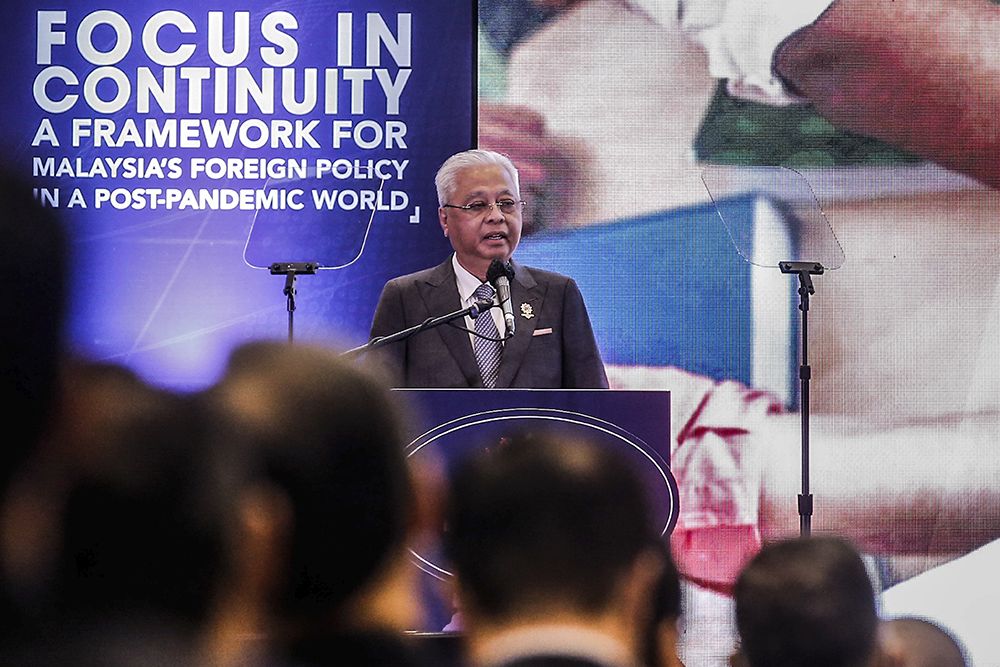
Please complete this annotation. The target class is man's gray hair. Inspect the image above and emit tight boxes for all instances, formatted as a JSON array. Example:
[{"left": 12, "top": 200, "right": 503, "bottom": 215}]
[{"left": 434, "top": 149, "right": 520, "bottom": 206}]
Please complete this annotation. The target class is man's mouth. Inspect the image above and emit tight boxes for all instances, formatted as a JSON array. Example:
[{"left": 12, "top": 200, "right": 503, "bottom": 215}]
[{"left": 483, "top": 232, "right": 507, "bottom": 241}]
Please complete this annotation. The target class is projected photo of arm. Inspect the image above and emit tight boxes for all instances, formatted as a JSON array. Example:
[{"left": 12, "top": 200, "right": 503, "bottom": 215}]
[{"left": 774, "top": 0, "right": 1000, "bottom": 190}]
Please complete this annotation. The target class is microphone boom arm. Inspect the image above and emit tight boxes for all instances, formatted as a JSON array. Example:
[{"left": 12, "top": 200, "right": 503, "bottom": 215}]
[{"left": 342, "top": 301, "right": 494, "bottom": 358}]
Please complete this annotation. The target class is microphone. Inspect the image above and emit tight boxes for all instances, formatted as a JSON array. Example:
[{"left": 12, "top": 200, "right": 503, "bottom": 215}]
[
  {"left": 487, "top": 258, "right": 516, "bottom": 338},
  {"left": 470, "top": 300, "right": 495, "bottom": 319}
]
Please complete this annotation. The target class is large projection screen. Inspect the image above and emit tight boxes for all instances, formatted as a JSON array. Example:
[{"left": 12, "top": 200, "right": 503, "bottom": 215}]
[{"left": 478, "top": 2, "right": 1000, "bottom": 665}]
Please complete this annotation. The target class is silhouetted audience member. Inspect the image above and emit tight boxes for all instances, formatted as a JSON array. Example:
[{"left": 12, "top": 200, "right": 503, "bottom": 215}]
[
  {"left": 732, "top": 535, "right": 880, "bottom": 667},
  {"left": 880, "top": 617, "right": 968, "bottom": 667},
  {"left": 206, "top": 340, "right": 431, "bottom": 667},
  {"left": 444, "top": 430, "right": 663, "bottom": 667},
  {"left": 0, "top": 167, "right": 70, "bottom": 643},
  {"left": 0, "top": 167, "right": 69, "bottom": 491}
]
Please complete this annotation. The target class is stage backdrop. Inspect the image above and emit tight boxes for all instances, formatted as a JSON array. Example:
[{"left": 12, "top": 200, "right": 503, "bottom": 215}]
[{"left": 2, "top": 1, "right": 474, "bottom": 388}]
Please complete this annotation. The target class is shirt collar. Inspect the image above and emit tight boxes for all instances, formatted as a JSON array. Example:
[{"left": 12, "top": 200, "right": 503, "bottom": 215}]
[
  {"left": 452, "top": 253, "right": 492, "bottom": 304},
  {"left": 476, "top": 624, "right": 637, "bottom": 667}
]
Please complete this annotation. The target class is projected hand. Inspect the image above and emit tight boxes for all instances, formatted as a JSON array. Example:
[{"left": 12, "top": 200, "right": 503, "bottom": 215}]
[{"left": 478, "top": 101, "right": 589, "bottom": 234}]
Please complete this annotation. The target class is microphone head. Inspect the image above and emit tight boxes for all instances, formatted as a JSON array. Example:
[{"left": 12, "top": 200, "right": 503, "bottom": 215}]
[{"left": 486, "top": 258, "right": 515, "bottom": 283}]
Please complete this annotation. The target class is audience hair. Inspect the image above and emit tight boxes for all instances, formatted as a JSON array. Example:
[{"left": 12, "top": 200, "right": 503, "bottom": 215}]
[
  {"left": 733, "top": 535, "right": 878, "bottom": 667},
  {"left": 209, "top": 339, "right": 414, "bottom": 626},
  {"left": 881, "top": 616, "right": 968, "bottom": 667},
  {"left": 443, "top": 429, "right": 655, "bottom": 621}
]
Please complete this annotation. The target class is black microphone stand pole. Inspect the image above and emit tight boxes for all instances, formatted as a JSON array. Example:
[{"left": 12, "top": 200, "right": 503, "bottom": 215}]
[
  {"left": 342, "top": 301, "right": 494, "bottom": 358},
  {"left": 779, "top": 260, "right": 824, "bottom": 537},
  {"left": 269, "top": 262, "right": 319, "bottom": 343}
]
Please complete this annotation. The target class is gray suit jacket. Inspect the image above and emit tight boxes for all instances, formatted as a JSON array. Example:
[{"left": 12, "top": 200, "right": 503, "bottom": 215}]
[{"left": 368, "top": 258, "right": 608, "bottom": 389}]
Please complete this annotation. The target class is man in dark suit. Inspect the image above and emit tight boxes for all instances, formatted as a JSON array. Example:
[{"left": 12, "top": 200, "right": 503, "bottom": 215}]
[
  {"left": 369, "top": 149, "right": 608, "bottom": 389},
  {"left": 444, "top": 430, "right": 664, "bottom": 667}
]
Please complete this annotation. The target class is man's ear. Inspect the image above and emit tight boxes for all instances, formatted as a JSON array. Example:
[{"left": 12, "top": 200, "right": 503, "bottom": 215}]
[
  {"left": 230, "top": 482, "right": 293, "bottom": 601},
  {"left": 870, "top": 644, "right": 905, "bottom": 667},
  {"left": 728, "top": 648, "right": 749, "bottom": 667},
  {"left": 439, "top": 207, "right": 449, "bottom": 237},
  {"left": 408, "top": 457, "right": 445, "bottom": 546},
  {"left": 875, "top": 620, "right": 906, "bottom": 667},
  {"left": 619, "top": 547, "right": 665, "bottom": 641}
]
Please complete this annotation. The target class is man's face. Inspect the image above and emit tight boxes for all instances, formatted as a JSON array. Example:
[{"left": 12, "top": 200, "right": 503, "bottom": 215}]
[{"left": 439, "top": 164, "right": 523, "bottom": 278}]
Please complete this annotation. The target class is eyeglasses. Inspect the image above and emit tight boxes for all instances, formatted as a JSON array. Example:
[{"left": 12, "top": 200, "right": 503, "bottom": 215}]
[{"left": 442, "top": 199, "right": 526, "bottom": 215}]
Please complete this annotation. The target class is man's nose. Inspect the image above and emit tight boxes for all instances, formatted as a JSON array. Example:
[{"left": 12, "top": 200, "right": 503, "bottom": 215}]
[{"left": 484, "top": 203, "right": 506, "bottom": 222}]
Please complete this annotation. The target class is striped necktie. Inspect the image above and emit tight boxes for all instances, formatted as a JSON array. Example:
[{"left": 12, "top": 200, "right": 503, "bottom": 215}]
[{"left": 472, "top": 282, "right": 503, "bottom": 388}]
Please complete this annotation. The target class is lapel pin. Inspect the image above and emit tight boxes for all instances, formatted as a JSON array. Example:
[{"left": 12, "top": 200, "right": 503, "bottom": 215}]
[{"left": 520, "top": 303, "right": 534, "bottom": 319}]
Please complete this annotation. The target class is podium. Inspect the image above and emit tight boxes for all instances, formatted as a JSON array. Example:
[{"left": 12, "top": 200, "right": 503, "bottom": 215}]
[{"left": 394, "top": 388, "right": 678, "bottom": 631}]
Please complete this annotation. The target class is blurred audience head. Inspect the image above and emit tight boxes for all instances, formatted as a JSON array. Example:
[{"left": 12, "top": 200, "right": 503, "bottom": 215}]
[
  {"left": 208, "top": 340, "right": 418, "bottom": 639},
  {"left": 880, "top": 616, "right": 967, "bottom": 667},
  {"left": 53, "top": 363, "right": 228, "bottom": 624},
  {"left": 1, "top": 358, "right": 233, "bottom": 665},
  {"left": 732, "top": 535, "right": 879, "bottom": 667},
  {"left": 444, "top": 430, "right": 661, "bottom": 651}
]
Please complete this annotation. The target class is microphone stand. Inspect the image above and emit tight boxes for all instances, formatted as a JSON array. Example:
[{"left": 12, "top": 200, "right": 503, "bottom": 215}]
[
  {"left": 269, "top": 262, "right": 319, "bottom": 343},
  {"left": 342, "top": 301, "right": 495, "bottom": 358},
  {"left": 779, "top": 260, "right": 824, "bottom": 537}
]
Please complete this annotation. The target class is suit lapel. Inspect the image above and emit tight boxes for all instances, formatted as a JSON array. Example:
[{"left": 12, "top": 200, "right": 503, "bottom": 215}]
[
  {"left": 416, "top": 258, "right": 482, "bottom": 387},
  {"left": 496, "top": 262, "right": 541, "bottom": 388}
]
